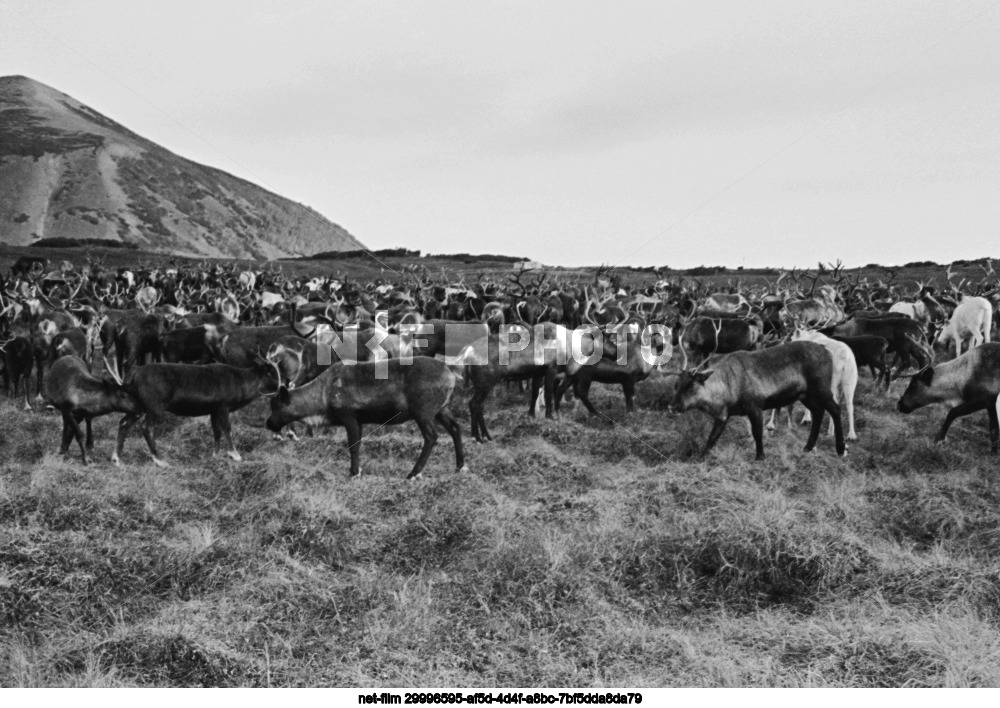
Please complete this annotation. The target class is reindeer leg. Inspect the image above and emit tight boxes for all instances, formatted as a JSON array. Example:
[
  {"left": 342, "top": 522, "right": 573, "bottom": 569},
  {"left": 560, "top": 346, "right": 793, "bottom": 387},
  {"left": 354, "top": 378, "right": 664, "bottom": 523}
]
[
  {"left": 34, "top": 352, "right": 45, "bottom": 403},
  {"left": 85, "top": 415, "right": 94, "bottom": 450},
  {"left": 802, "top": 399, "right": 824, "bottom": 452},
  {"left": 554, "top": 374, "right": 572, "bottom": 414},
  {"left": 436, "top": 408, "right": 467, "bottom": 473},
  {"left": 825, "top": 395, "right": 846, "bottom": 456},
  {"left": 210, "top": 411, "right": 223, "bottom": 455},
  {"left": 21, "top": 377, "right": 32, "bottom": 411},
  {"left": 573, "top": 373, "right": 600, "bottom": 418},
  {"left": 218, "top": 411, "right": 241, "bottom": 462},
  {"left": 543, "top": 367, "right": 556, "bottom": 419},
  {"left": 344, "top": 418, "right": 363, "bottom": 476},
  {"left": 113, "top": 413, "right": 137, "bottom": 466},
  {"left": 702, "top": 415, "right": 730, "bottom": 456},
  {"left": 989, "top": 397, "right": 1000, "bottom": 454},
  {"left": 937, "top": 401, "right": 988, "bottom": 444},
  {"left": 840, "top": 379, "right": 858, "bottom": 440},
  {"left": 620, "top": 377, "right": 635, "bottom": 413},
  {"left": 408, "top": 417, "right": 439, "bottom": 481},
  {"left": 747, "top": 407, "right": 765, "bottom": 460},
  {"left": 527, "top": 375, "right": 541, "bottom": 417},
  {"left": 59, "top": 411, "right": 75, "bottom": 455},
  {"left": 64, "top": 411, "right": 89, "bottom": 464},
  {"left": 470, "top": 390, "right": 492, "bottom": 442},
  {"left": 138, "top": 415, "right": 168, "bottom": 468}
]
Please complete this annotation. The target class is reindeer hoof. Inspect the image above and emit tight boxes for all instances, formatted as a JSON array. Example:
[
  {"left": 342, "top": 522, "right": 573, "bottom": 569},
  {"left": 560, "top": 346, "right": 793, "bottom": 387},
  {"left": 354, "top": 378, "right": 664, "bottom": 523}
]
[
  {"left": 152, "top": 457, "right": 169, "bottom": 469},
  {"left": 111, "top": 455, "right": 122, "bottom": 467},
  {"left": 408, "top": 472, "right": 423, "bottom": 482},
  {"left": 286, "top": 431, "right": 300, "bottom": 442},
  {"left": 847, "top": 433, "right": 858, "bottom": 441},
  {"left": 271, "top": 433, "right": 283, "bottom": 442},
  {"left": 227, "top": 451, "right": 242, "bottom": 462},
  {"left": 458, "top": 465, "right": 471, "bottom": 474}
]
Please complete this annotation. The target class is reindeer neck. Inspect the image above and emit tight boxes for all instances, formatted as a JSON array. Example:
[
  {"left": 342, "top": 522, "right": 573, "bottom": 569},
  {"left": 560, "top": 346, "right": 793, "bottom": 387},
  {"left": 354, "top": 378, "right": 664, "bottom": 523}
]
[{"left": 283, "top": 370, "right": 332, "bottom": 420}]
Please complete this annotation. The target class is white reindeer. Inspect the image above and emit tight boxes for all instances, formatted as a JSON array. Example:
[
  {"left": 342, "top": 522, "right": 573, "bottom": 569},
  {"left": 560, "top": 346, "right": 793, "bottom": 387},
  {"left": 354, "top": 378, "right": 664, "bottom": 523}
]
[{"left": 935, "top": 296, "right": 993, "bottom": 358}]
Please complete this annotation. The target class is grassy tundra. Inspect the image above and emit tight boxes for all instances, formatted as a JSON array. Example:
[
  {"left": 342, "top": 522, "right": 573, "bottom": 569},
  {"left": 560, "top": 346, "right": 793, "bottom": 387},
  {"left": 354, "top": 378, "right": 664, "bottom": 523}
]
[
  {"left": 3, "top": 362, "right": 1000, "bottom": 687},
  {"left": 3, "top": 250, "right": 1000, "bottom": 686}
]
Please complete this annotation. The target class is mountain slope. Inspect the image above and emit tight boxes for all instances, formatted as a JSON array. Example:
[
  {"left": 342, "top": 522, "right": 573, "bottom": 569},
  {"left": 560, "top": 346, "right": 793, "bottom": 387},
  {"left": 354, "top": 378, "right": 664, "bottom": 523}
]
[{"left": 0, "top": 75, "right": 366, "bottom": 259}]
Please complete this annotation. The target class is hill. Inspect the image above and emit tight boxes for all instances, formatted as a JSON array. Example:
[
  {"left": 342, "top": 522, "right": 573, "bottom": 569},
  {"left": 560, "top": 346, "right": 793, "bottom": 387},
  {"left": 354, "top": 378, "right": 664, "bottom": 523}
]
[{"left": 0, "top": 75, "right": 365, "bottom": 259}]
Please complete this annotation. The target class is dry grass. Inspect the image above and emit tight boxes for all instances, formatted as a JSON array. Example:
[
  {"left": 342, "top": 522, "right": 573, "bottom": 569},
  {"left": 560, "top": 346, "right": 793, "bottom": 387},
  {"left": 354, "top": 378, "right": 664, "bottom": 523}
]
[{"left": 3, "top": 364, "right": 1000, "bottom": 687}]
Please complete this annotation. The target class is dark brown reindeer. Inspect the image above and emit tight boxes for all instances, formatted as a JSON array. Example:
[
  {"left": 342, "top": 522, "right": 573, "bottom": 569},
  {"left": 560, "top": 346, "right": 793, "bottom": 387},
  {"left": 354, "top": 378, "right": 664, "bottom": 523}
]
[
  {"left": 555, "top": 324, "right": 670, "bottom": 416},
  {"left": 114, "top": 359, "right": 277, "bottom": 467},
  {"left": 0, "top": 335, "right": 34, "bottom": 410},
  {"left": 672, "top": 315, "right": 760, "bottom": 367},
  {"left": 44, "top": 355, "right": 140, "bottom": 465},
  {"left": 265, "top": 357, "right": 467, "bottom": 480},
  {"left": 455, "top": 322, "right": 571, "bottom": 442},
  {"left": 831, "top": 334, "right": 891, "bottom": 390},
  {"left": 667, "top": 341, "right": 846, "bottom": 460}
]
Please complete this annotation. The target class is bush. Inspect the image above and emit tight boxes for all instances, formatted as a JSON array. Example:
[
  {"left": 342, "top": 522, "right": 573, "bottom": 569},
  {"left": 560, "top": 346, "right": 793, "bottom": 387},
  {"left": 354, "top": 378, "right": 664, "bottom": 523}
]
[
  {"left": 33, "top": 237, "right": 138, "bottom": 250},
  {"left": 295, "top": 247, "right": 421, "bottom": 260},
  {"left": 429, "top": 253, "right": 524, "bottom": 263}
]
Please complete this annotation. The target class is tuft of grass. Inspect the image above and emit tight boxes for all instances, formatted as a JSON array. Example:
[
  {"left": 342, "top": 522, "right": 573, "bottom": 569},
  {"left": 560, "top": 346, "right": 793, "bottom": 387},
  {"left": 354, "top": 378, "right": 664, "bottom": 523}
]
[{"left": 5, "top": 363, "right": 1000, "bottom": 686}]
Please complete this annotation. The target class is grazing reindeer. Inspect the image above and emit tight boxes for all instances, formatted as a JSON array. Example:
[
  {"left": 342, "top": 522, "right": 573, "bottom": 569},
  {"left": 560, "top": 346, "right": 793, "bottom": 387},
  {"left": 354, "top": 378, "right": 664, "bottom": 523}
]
[
  {"left": 455, "top": 322, "right": 571, "bottom": 442},
  {"left": 114, "top": 360, "right": 276, "bottom": 467},
  {"left": 897, "top": 343, "right": 1000, "bottom": 453},
  {"left": 44, "top": 356, "right": 140, "bottom": 465},
  {"left": 934, "top": 296, "right": 993, "bottom": 359},
  {"left": 555, "top": 325, "right": 671, "bottom": 416},
  {"left": 265, "top": 357, "right": 467, "bottom": 480},
  {"left": 263, "top": 333, "right": 369, "bottom": 440},
  {"left": 667, "top": 341, "right": 846, "bottom": 460}
]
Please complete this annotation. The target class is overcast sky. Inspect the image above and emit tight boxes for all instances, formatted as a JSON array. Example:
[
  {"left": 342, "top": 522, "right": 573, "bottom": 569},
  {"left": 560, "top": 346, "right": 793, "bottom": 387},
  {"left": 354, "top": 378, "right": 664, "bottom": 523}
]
[{"left": 3, "top": 0, "right": 999, "bottom": 268}]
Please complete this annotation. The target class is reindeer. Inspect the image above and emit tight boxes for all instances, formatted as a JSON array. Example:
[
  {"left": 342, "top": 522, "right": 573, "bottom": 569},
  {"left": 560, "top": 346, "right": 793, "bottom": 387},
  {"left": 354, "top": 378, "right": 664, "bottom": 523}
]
[
  {"left": 897, "top": 343, "right": 1000, "bottom": 453},
  {"left": 114, "top": 358, "right": 277, "bottom": 467},
  {"left": 934, "top": 296, "right": 993, "bottom": 359},
  {"left": 508, "top": 265, "right": 549, "bottom": 325},
  {"left": 265, "top": 357, "right": 467, "bottom": 480},
  {"left": 666, "top": 341, "right": 846, "bottom": 460},
  {"left": 555, "top": 324, "right": 671, "bottom": 416},
  {"left": 0, "top": 335, "right": 34, "bottom": 410},
  {"left": 455, "top": 322, "right": 572, "bottom": 442},
  {"left": 44, "top": 356, "right": 140, "bottom": 465},
  {"left": 671, "top": 315, "right": 759, "bottom": 368}
]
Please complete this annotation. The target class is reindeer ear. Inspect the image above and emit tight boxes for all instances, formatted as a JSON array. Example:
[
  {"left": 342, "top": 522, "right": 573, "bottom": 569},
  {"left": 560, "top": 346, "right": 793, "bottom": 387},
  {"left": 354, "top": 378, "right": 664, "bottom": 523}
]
[{"left": 694, "top": 370, "right": 714, "bottom": 383}]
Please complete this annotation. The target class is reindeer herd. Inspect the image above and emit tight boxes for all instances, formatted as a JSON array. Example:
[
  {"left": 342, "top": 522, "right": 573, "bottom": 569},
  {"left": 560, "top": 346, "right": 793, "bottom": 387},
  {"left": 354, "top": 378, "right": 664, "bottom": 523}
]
[{"left": 2, "top": 254, "right": 1000, "bottom": 476}]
